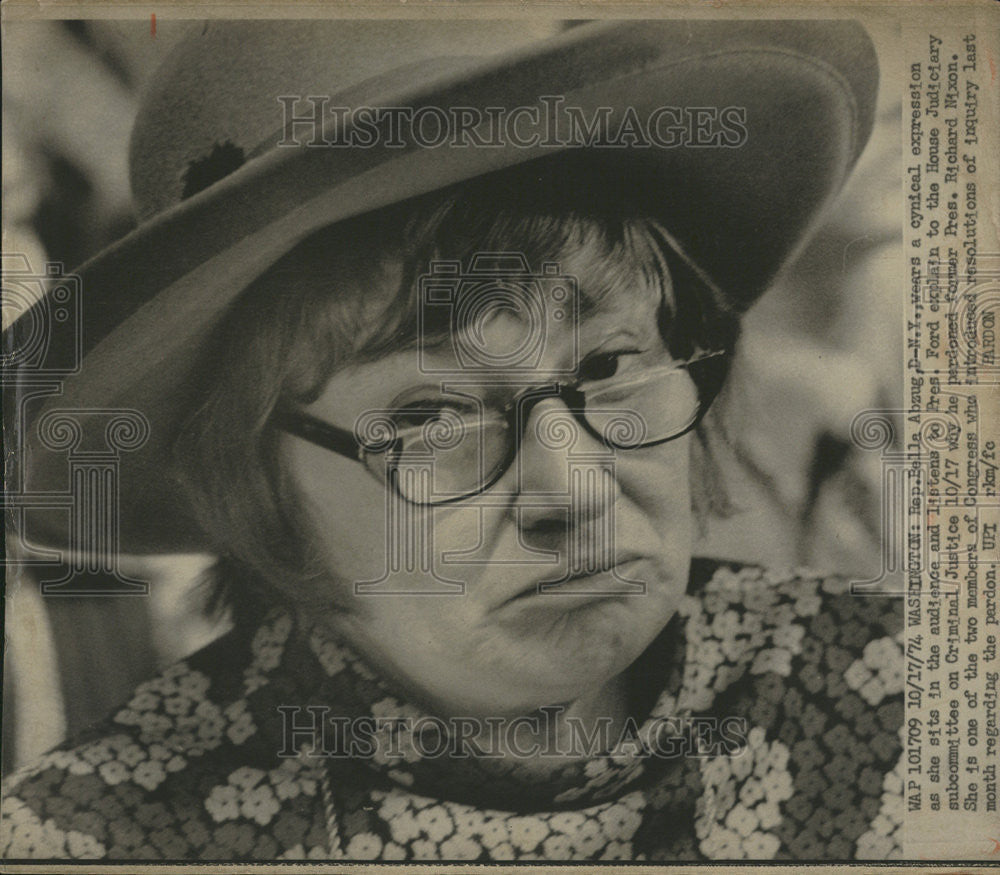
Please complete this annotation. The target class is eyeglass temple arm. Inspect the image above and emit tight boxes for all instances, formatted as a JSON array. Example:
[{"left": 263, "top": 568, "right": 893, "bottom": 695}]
[{"left": 273, "top": 408, "right": 363, "bottom": 460}]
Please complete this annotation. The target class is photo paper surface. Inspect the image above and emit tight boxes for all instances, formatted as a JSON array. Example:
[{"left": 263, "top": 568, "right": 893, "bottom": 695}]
[{"left": 1, "top": 2, "right": 998, "bottom": 870}]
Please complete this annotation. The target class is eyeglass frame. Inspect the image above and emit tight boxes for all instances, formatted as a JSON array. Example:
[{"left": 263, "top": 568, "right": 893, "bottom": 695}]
[{"left": 274, "top": 349, "right": 731, "bottom": 506}]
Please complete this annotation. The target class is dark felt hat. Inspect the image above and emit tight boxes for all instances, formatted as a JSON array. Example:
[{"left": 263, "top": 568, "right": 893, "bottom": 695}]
[{"left": 5, "top": 18, "right": 879, "bottom": 555}]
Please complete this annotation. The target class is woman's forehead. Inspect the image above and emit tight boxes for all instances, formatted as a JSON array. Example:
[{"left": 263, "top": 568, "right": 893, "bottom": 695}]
[
  {"left": 313, "top": 287, "right": 664, "bottom": 408},
  {"left": 431, "top": 291, "right": 663, "bottom": 370}
]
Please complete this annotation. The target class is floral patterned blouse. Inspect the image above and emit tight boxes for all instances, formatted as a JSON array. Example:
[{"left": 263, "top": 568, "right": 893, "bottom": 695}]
[{"left": 1, "top": 559, "right": 905, "bottom": 862}]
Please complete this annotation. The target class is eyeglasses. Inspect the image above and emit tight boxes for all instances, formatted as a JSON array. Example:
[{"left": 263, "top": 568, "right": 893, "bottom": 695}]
[{"left": 275, "top": 350, "right": 730, "bottom": 506}]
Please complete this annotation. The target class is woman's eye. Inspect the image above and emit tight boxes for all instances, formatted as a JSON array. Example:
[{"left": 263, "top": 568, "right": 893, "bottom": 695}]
[
  {"left": 393, "top": 404, "right": 447, "bottom": 427},
  {"left": 579, "top": 350, "right": 641, "bottom": 382}
]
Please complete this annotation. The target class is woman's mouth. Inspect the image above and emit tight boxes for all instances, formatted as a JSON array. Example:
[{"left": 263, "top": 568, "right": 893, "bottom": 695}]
[{"left": 497, "top": 555, "right": 649, "bottom": 609}]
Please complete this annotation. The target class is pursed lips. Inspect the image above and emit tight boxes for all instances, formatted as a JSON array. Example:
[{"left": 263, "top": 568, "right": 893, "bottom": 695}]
[{"left": 495, "top": 552, "right": 649, "bottom": 608}]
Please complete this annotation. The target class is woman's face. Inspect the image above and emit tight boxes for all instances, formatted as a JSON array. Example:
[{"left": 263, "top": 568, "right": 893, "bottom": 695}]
[{"left": 281, "top": 274, "right": 694, "bottom": 720}]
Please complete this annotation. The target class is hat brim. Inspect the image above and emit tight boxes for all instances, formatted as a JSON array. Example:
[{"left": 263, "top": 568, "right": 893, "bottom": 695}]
[{"left": 9, "top": 18, "right": 878, "bottom": 554}]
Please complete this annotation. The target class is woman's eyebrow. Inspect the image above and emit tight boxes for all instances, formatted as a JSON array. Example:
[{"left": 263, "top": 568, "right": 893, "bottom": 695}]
[
  {"left": 578, "top": 301, "right": 661, "bottom": 348},
  {"left": 581, "top": 326, "right": 645, "bottom": 348}
]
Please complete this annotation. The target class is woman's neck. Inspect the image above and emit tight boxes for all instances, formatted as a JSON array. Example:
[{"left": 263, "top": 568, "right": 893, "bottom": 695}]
[{"left": 468, "top": 673, "right": 631, "bottom": 765}]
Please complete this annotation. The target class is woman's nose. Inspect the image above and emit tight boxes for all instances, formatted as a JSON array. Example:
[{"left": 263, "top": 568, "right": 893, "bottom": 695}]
[{"left": 512, "top": 398, "right": 622, "bottom": 531}]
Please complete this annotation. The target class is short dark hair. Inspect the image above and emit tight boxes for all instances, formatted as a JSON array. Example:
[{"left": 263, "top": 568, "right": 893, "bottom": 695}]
[{"left": 174, "top": 155, "right": 742, "bottom": 628}]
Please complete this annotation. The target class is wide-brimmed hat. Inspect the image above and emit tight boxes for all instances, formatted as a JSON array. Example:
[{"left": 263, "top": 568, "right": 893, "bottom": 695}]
[{"left": 5, "top": 18, "right": 878, "bottom": 555}]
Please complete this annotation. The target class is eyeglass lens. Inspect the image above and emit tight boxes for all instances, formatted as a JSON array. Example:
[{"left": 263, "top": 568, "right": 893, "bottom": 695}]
[{"left": 363, "top": 355, "right": 721, "bottom": 504}]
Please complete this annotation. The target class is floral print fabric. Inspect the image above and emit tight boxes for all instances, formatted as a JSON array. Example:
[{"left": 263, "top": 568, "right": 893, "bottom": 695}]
[{"left": 1, "top": 559, "right": 904, "bottom": 861}]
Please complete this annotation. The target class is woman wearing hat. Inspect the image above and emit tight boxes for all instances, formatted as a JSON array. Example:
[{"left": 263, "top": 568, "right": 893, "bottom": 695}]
[{"left": 2, "top": 19, "right": 903, "bottom": 861}]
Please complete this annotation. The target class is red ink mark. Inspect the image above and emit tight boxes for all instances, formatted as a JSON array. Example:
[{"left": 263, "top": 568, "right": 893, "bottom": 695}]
[
  {"left": 151, "top": 13, "right": 157, "bottom": 38},
  {"left": 989, "top": 52, "right": 996, "bottom": 83},
  {"left": 989, "top": 837, "right": 1000, "bottom": 855}
]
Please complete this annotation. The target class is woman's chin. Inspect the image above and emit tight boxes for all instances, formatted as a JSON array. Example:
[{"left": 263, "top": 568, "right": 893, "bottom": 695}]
[{"left": 484, "top": 594, "right": 674, "bottom": 704}]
